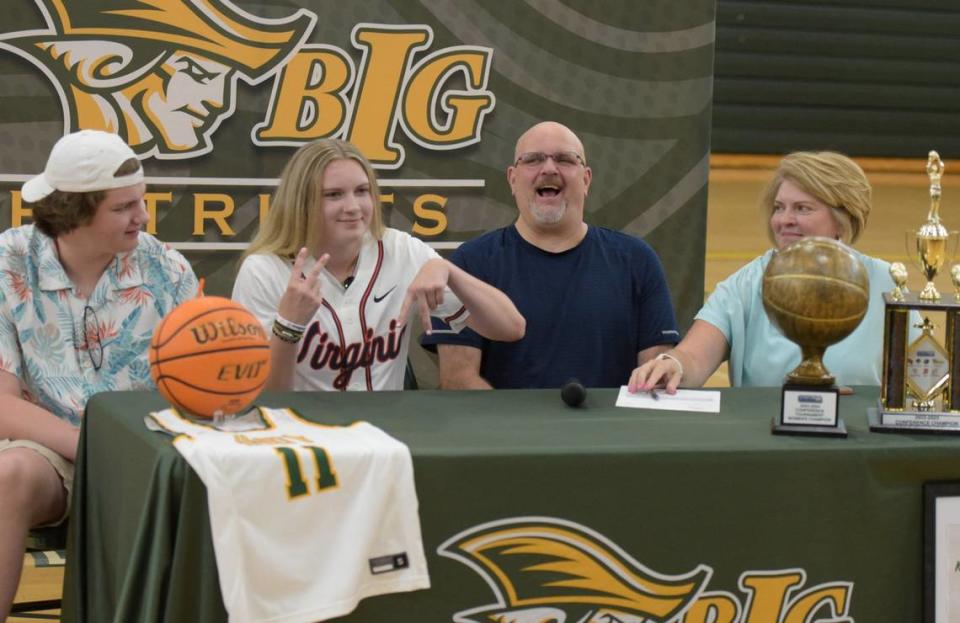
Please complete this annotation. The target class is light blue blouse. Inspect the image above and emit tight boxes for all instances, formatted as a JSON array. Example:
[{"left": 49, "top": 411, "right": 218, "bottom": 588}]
[{"left": 697, "top": 248, "right": 896, "bottom": 387}]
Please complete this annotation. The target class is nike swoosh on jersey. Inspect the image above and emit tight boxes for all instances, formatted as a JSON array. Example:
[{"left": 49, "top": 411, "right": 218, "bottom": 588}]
[{"left": 373, "top": 285, "right": 397, "bottom": 303}]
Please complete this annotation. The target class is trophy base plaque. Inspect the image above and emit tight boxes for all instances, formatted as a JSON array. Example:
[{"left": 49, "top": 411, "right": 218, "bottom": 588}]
[
  {"left": 772, "top": 384, "right": 847, "bottom": 438},
  {"left": 868, "top": 403, "right": 960, "bottom": 435}
]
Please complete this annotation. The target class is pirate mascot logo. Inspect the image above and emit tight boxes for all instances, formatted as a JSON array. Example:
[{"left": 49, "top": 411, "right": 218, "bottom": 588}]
[
  {"left": 0, "top": 0, "right": 314, "bottom": 158},
  {"left": 439, "top": 517, "right": 711, "bottom": 623}
]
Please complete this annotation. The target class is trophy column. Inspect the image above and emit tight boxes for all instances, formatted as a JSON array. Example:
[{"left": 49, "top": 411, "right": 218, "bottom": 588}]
[
  {"left": 947, "top": 309, "right": 960, "bottom": 412},
  {"left": 881, "top": 300, "right": 908, "bottom": 410}
]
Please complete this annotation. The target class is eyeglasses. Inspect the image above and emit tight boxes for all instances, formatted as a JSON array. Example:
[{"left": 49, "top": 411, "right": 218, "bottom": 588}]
[
  {"left": 81, "top": 305, "right": 103, "bottom": 371},
  {"left": 514, "top": 151, "right": 585, "bottom": 168}
]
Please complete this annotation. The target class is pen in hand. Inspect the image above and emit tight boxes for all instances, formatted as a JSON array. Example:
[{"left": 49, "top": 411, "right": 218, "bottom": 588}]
[{"left": 648, "top": 389, "right": 660, "bottom": 401}]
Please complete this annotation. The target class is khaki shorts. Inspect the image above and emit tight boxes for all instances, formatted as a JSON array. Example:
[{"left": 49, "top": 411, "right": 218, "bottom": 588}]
[{"left": 0, "top": 439, "right": 73, "bottom": 527}]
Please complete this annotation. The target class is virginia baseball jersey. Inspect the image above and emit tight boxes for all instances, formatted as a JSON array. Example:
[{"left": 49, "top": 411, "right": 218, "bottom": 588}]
[
  {"left": 146, "top": 406, "right": 430, "bottom": 623},
  {"left": 233, "top": 228, "right": 468, "bottom": 391}
]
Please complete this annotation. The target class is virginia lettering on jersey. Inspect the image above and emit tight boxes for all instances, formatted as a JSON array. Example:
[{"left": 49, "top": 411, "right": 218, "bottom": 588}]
[{"left": 298, "top": 319, "right": 406, "bottom": 390}]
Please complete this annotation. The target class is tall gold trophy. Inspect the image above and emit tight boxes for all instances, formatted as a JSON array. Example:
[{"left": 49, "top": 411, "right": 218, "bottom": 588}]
[{"left": 871, "top": 151, "right": 960, "bottom": 433}]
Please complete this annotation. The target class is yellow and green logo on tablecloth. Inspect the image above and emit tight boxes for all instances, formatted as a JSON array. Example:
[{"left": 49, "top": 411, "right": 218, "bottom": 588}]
[{"left": 440, "top": 517, "right": 853, "bottom": 623}]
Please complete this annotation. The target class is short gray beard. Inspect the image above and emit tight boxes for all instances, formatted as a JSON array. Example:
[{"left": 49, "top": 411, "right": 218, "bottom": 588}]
[{"left": 529, "top": 198, "right": 567, "bottom": 225}]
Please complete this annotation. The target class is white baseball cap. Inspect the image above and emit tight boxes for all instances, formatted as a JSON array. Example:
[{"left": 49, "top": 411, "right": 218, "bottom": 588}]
[{"left": 21, "top": 130, "right": 144, "bottom": 202}]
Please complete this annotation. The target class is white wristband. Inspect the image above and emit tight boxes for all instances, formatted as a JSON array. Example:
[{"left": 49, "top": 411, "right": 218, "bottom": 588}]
[
  {"left": 656, "top": 352, "right": 684, "bottom": 380},
  {"left": 275, "top": 314, "right": 308, "bottom": 333}
]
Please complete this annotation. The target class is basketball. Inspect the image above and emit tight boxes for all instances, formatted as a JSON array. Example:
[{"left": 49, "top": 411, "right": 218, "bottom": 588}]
[
  {"left": 762, "top": 237, "right": 870, "bottom": 349},
  {"left": 150, "top": 296, "right": 271, "bottom": 418}
]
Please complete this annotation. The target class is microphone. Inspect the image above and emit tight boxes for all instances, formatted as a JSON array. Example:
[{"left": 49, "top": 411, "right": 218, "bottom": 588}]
[{"left": 560, "top": 378, "right": 586, "bottom": 407}]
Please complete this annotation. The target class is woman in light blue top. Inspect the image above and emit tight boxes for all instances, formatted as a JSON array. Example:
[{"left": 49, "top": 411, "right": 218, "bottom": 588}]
[{"left": 630, "top": 151, "right": 894, "bottom": 392}]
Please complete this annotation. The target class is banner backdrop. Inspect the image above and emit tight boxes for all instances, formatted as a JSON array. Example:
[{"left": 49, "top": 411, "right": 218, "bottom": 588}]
[{"left": 0, "top": 0, "right": 713, "bottom": 336}]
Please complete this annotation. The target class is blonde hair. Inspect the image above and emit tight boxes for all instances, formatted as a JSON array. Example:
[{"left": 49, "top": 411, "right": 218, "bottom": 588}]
[
  {"left": 761, "top": 151, "right": 872, "bottom": 245},
  {"left": 243, "top": 139, "right": 384, "bottom": 261}
]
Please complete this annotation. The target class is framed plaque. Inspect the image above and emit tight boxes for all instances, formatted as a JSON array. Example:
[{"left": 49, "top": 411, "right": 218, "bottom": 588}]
[{"left": 924, "top": 482, "right": 960, "bottom": 622}]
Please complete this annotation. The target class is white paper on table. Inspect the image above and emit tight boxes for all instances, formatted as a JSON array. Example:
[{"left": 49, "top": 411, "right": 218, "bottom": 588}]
[{"left": 616, "top": 386, "right": 721, "bottom": 413}]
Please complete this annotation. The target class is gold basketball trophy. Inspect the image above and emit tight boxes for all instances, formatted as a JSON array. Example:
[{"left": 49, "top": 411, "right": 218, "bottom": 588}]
[
  {"left": 870, "top": 151, "right": 960, "bottom": 433},
  {"left": 763, "top": 237, "right": 870, "bottom": 437}
]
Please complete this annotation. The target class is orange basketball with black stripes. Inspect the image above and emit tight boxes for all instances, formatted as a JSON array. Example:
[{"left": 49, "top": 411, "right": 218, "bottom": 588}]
[{"left": 150, "top": 296, "right": 270, "bottom": 418}]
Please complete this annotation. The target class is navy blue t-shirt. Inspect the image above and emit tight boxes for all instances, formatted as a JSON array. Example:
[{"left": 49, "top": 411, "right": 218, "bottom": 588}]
[{"left": 421, "top": 225, "right": 679, "bottom": 388}]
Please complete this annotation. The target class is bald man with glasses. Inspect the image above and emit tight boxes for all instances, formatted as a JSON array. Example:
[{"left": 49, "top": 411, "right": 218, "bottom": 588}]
[{"left": 421, "top": 121, "right": 679, "bottom": 389}]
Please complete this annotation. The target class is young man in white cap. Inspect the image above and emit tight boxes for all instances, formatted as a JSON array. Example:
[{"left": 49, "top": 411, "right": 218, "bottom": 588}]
[{"left": 0, "top": 130, "right": 198, "bottom": 618}]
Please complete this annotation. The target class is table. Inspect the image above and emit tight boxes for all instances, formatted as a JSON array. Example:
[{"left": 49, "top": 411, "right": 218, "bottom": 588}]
[{"left": 62, "top": 387, "right": 960, "bottom": 622}]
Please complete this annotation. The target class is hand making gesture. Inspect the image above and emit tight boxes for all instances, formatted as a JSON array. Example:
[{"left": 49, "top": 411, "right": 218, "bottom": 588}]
[
  {"left": 277, "top": 247, "right": 330, "bottom": 326},
  {"left": 398, "top": 258, "right": 450, "bottom": 335}
]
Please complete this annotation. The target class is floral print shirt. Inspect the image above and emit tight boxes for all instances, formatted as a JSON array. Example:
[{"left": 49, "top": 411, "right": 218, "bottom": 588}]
[{"left": 0, "top": 225, "right": 197, "bottom": 425}]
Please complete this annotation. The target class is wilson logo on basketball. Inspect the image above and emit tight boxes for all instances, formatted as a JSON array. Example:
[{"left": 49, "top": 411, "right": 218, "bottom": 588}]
[
  {"left": 150, "top": 297, "right": 271, "bottom": 418},
  {"left": 189, "top": 318, "right": 267, "bottom": 345}
]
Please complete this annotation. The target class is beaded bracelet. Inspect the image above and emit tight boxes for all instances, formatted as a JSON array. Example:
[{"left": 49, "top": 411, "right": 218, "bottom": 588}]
[
  {"left": 272, "top": 320, "right": 303, "bottom": 344},
  {"left": 656, "top": 352, "right": 684, "bottom": 379}
]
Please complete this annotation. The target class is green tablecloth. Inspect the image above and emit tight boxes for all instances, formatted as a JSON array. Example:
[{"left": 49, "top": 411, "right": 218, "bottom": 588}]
[{"left": 62, "top": 387, "right": 960, "bottom": 621}]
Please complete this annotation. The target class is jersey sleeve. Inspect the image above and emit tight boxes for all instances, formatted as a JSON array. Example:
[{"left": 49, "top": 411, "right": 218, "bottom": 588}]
[
  {"left": 232, "top": 254, "right": 290, "bottom": 331},
  {"left": 402, "top": 235, "right": 470, "bottom": 332},
  {"left": 419, "top": 245, "right": 481, "bottom": 350}
]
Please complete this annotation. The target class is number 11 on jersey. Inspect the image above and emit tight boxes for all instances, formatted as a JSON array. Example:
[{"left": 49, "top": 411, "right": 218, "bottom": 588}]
[{"left": 274, "top": 445, "right": 339, "bottom": 499}]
